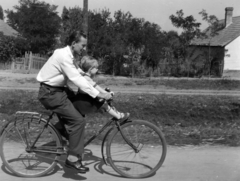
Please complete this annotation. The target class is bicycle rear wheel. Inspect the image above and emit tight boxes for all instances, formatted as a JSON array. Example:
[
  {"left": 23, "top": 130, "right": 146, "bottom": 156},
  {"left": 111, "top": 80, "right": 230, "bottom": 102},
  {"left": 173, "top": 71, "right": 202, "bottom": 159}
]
[
  {"left": 0, "top": 117, "right": 62, "bottom": 177},
  {"left": 106, "top": 120, "right": 167, "bottom": 178}
]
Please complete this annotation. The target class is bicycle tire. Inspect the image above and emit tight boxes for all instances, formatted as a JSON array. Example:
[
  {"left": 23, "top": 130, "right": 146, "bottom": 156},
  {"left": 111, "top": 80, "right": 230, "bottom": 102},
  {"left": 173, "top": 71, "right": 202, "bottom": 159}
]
[
  {"left": 0, "top": 116, "right": 62, "bottom": 177},
  {"left": 106, "top": 119, "right": 167, "bottom": 178}
]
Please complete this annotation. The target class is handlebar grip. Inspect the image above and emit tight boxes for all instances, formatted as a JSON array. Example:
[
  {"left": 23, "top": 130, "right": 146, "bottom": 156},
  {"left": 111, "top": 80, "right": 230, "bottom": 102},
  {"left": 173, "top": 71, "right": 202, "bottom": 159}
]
[{"left": 105, "top": 87, "right": 111, "bottom": 92}]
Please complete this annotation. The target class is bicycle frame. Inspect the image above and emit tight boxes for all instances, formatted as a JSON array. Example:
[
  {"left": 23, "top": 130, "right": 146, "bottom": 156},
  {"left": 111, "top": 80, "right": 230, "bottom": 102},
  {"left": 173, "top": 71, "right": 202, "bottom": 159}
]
[
  {"left": 11, "top": 111, "right": 137, "bottom": 165},
  {"left": 84, "top": 118, "right": 114, "bottom": 147}
]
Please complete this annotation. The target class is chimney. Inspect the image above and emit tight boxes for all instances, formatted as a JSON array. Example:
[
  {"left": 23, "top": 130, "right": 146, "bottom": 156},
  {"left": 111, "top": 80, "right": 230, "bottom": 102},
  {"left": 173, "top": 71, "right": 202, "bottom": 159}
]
[{"left": 225, "top": 7, "right": 233, "bottom": 27}]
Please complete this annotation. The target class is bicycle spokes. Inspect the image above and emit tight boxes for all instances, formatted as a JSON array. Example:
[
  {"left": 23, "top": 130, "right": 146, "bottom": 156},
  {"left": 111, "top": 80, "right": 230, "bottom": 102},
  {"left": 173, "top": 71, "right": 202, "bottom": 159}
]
[
  {"left": 106, "top": 120, "right": 167, "bottom": 178},
  {"left": 0, "top": 117, "right": 62, "bottom": 177}
]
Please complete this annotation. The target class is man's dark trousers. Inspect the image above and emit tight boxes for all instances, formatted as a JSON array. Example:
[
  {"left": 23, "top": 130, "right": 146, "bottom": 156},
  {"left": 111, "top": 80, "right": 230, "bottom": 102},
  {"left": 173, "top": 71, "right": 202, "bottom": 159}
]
[{"left": 38, "top": 84, "right": 85, "bottom": 157}]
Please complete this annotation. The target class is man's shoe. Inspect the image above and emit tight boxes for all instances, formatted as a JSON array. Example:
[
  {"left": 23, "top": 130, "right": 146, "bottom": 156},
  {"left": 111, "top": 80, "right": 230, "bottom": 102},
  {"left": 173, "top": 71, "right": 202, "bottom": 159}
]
[{"left": 65, "top": 159, "right": 90, "bottom": 173}]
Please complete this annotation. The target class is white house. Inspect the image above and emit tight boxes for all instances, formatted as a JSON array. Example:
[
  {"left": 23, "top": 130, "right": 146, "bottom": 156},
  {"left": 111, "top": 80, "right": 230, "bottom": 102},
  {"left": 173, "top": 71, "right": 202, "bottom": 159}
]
[{"left": 191, "top": 7, "right": 240, "bottom": 78}]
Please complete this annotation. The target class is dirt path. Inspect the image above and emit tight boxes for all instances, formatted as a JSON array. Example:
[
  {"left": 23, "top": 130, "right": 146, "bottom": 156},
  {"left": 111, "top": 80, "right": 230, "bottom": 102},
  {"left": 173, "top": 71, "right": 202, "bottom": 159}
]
[
  {"left": 1, "top": 71, "right": 240, "bottom": 96},
  {"left": 1, "top": 86, "right": 240, "bottom": 96},
  {"left": 1, "top": 144, "right": 240, "bottom": 181}
]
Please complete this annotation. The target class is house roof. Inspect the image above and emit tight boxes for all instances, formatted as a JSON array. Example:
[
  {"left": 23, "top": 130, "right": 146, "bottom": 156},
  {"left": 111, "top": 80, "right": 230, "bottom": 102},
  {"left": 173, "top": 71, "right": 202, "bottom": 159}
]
[
  {"left": 0, "top": 19, "right": 18, "bottom": 37},
  {"left": 191, "top": 16, "right": 240, "bottom": 47}
]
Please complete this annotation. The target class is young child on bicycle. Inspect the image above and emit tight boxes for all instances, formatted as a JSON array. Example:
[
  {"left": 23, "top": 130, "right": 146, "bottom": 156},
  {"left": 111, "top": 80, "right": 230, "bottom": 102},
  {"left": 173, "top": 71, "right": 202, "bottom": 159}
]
[{"left": 71, "top": 55, "right": 129, "bottom": 120}]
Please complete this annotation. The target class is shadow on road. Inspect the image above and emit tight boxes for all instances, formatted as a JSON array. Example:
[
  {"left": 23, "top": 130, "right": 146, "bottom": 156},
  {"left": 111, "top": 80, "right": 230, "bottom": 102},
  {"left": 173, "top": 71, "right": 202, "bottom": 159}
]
[
  {"left": 55, "top": 148, "right": 124, "bottom": 180},
  {"left": 83, "top": 148, "right": 156, "bottom": 178},
  {"left": 83, "top": 148, "right": 123, "bottom": 178},
  {"left": 1, "top": 147, "right": 156, "bottom": 179},
  {"left": 1, "top": 161, "right": 61, "bottom": 178}
]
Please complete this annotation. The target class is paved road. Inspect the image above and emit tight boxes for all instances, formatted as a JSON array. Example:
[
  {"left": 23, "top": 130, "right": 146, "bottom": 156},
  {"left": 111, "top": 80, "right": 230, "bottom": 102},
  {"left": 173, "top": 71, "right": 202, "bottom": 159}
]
[{"left": 1, "top": 144, "right": 240, "bottom": 181}]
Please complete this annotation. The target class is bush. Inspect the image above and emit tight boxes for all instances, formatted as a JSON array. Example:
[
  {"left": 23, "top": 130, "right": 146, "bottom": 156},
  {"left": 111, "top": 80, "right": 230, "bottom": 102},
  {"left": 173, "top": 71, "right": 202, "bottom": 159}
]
[
  {"left": 0, "top": 34, "right": 28, "bottom": 63},
  {"left": 1, "top": 90, "right": 240, "bottom": 146}
]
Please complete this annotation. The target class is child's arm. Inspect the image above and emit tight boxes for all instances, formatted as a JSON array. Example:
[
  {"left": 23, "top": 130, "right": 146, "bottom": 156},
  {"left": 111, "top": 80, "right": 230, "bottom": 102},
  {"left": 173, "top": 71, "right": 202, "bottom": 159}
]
[
  {"left": 84, "top": 76, "right": 107, "bottom": 93},
  {"left": 95, "top": 84, "right": 108, "bottom": 93},
  {"left": 77, "top": 67, "right": 84, "bottom": 74},
  {"left": 73, "top": 59, "right": 84, "bottom": 74},
  {"left": 84, "top": 76, "right": 114, "bottom": 95}
]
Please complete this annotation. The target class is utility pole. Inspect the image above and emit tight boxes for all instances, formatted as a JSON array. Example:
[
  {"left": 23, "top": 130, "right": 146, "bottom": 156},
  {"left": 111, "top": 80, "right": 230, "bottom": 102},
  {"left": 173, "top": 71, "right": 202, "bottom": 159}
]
[
  {"left": 83, "top": 0, "right": 88, "bottom": 52},
  {"left": 83, "top": 0, "right": 88, "bottom": 37}
]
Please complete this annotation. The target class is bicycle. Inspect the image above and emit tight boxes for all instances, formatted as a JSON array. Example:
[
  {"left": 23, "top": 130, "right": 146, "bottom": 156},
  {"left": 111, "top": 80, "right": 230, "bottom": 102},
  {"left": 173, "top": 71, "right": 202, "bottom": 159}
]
[{"left": 0, "top": 97, "right": 167, "bottom": 178}]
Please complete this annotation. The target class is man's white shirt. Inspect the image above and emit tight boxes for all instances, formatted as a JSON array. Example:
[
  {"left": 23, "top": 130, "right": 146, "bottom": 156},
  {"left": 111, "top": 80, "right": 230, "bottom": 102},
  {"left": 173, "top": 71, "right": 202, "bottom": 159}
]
[{"left": 36, "top": 46, "right": 99, "bottom": 98}]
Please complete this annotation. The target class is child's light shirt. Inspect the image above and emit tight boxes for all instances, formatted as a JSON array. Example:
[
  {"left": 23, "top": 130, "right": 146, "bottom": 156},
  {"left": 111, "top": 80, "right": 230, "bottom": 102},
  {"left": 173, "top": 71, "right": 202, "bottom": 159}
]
[{"left": 78, "top": 72, "right": 97, "bottom": 94}]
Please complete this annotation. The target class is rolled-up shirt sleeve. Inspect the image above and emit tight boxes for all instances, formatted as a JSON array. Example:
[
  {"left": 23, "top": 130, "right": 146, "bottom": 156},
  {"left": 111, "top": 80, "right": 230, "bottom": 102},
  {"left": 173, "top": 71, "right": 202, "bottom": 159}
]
[
  {"left": 77, "top": 67, "right": 84, "bottom": 74},
  {"left": 59, "top": 57, "right": 99, "bottom": 98}
]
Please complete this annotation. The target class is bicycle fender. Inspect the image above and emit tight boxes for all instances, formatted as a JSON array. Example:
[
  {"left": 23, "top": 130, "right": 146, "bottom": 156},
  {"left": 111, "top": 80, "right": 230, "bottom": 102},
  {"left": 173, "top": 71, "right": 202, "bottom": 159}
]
[
  {"left": 0, "top": 121, "right": 12, "bottom": 136},
  {"left": 42, "top": 120, "right": 64, "bottom": 145},
  {"left": 101, "top": 127, "right": 114, "bottom": 165},
  {"left": 101, "top": 119, "right": 133, "bottom": 165},
  {"left": 120, "top": 118, "right": 132, "bottom": 126}
]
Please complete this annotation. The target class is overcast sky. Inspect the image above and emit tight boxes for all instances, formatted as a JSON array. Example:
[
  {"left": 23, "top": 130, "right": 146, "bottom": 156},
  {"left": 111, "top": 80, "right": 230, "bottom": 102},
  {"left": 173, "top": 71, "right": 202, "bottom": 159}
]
[{"left": 2, "top": 0, "right": 240, "bottom": 32}]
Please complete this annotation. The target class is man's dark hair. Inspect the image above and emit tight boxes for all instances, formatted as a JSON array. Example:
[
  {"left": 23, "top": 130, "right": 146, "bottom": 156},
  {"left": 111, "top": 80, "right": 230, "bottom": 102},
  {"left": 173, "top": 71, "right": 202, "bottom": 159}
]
[{"left": 65, "top": 31, "right": 87, "bottom": 46}]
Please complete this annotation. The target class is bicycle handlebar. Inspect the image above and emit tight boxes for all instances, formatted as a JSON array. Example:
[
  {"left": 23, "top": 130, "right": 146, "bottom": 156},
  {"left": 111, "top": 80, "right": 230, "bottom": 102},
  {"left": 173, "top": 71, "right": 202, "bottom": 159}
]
[{"left": 104, "top": 87, "right": 114, "bottom": 105}]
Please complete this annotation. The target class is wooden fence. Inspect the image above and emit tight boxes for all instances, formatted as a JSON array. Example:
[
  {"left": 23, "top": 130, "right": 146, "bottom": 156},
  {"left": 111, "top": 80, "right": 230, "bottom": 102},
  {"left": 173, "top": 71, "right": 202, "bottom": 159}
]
[
  {"left": 11, "top": 52, "right": 47, "bottom": 73},
  {"left": 0, "top": 62, "right": 12, "bottom": 70}
]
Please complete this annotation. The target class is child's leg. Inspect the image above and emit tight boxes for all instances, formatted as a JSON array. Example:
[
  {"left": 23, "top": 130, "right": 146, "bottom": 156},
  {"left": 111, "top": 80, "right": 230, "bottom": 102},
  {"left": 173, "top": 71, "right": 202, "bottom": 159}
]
[
  {"left": 106, "top": 105, "right": 122, "bottom": 119},
  {"left": 71, "top": 93, "right": 129, "bottom": 120},
  {"left": 105, "top": 104, "right": 129, "bottom": 119},
  {"left": 71, "top": 93, "right": 104, "bottom": 115}
]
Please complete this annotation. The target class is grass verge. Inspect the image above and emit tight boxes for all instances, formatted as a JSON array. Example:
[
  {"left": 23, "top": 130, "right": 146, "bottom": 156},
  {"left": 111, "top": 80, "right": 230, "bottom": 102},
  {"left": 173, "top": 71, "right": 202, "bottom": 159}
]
[
  {"left": 96, "top": 77, "right": 240, "bottom": 90},
  {"left": 2, "top": 75, "right": 240, "bottom": 90},
  {"left": 0, "top": 90, "right": 240, "bottom": 146}
]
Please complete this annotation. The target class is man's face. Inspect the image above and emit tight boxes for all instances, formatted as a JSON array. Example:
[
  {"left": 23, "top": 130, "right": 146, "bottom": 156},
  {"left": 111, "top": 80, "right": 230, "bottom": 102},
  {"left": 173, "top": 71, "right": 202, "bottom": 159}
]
[{"left": 72, "top": 36, "right": 87, "bottom": 56}]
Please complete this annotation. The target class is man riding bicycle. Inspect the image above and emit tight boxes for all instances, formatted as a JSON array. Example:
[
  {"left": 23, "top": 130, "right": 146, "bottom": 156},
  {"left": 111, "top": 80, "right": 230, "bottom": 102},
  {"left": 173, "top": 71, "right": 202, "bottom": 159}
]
[{"left": 36, "top": 31, "right": 112, "bottom": 173}]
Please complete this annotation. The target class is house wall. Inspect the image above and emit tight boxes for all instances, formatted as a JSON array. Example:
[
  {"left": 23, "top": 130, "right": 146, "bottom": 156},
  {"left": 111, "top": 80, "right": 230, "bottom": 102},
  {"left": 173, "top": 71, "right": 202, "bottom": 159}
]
[
  {"left": 224, "top": 36, "right": 240, "bottom": 70},
  {"left": 223, "top": 36, "right": 240, "bottom": 78},
  {"left": 188, "top": 46, "right": 225, "bottom": 77}
]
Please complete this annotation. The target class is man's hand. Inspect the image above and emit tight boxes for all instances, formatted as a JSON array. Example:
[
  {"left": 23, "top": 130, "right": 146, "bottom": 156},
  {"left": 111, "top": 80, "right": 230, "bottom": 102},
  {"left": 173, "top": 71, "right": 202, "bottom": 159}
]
[
  {"left": 110, "top": 91, "right": 114, "bottom": 96},
  {"left": 97, "top": 92, "right": 112, "bottom": 100},
  {"left": 105, "top": 87, "right": 114, "bottom": 96}
]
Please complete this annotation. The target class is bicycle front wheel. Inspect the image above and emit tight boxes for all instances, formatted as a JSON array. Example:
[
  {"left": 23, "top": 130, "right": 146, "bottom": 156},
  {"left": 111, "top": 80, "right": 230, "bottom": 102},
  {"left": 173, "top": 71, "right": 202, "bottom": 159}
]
[
  {"left": 0, "top": 117, "right": 62, "bottom": 177},
  {"left": 106, "top": 120, "right": 167, "bottom": 178}
]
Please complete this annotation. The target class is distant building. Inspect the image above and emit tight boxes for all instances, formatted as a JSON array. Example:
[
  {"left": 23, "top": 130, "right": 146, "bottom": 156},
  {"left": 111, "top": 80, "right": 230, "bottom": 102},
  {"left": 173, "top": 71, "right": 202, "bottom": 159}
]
[
  {"left": 191, "top": 7, "right": 240, "bottom": 78},
  {"left": 0, "top": 19, "right": 18, "bottom": 37}
]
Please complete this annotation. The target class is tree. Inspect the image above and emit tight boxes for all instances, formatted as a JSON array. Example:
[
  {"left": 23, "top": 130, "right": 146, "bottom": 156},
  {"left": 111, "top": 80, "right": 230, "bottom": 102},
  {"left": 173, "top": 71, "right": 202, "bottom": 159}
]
[
  {"left": 199, "top": 10, "right": 220, "bottom": 37},
  {"left": 0, "top": 5, "right": 4, "bottom": 20},
  {"left": 59, "top": 7, "right": 166, "bottom": 77},
  {"left": 88, "top": 9, "right": 165, "bottom": 77},
  {"left": 87, "top": 9, "right": 112, "bottom": 57},
  {"left": 5, "top": 0, "right": 61, "bottom": 53},
  {"left": 0, "top": 34, "right": 27, "bottom": 64},
  {"left": 161, "top": 30, "right": 181, "bottom": 76},
  {"left": 169, "top": 10, "right": 203, "bottom": 76},
  {"left": 170, "top": 10, "right": 202, "bottom": 60},
  {"left": 60, "top": 6, "right": 84, "bottom": 46},
  {"left": 90, "top": 10, "right": 133, "bottom": 75},
  {"left": 0, "top": 34, "right": 17, "bottom": 63},
  {"left": 164, "top": 31, "right": 180, "bottom": 59},
  {"left": 141, "top": 21, "right": 165, "bottom": 77},
  {"left": 125, "top": 17, "right": 144, "bottom": 77},
  {"left": 110, "top": 10, "right": 132, "bottom": 75},
  {"left": 199, "top": 9, "right": 222, "bottom": 77}
]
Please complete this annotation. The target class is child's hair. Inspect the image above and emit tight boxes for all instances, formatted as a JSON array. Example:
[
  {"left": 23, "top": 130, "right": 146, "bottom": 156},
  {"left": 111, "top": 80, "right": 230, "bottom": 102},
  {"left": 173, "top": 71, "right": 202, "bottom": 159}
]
[{"left": 80, "top": 55, "right": 99, "bottom": 72}]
